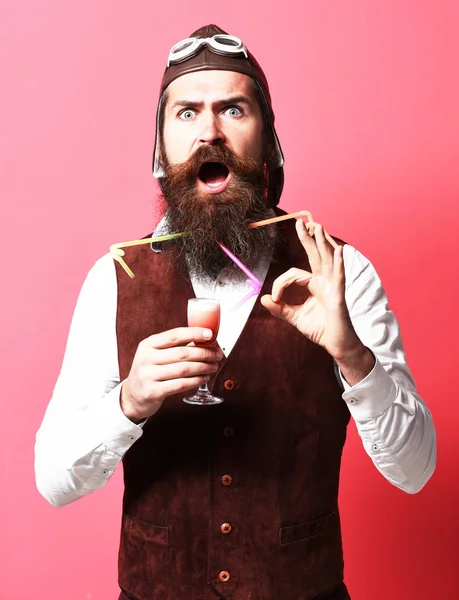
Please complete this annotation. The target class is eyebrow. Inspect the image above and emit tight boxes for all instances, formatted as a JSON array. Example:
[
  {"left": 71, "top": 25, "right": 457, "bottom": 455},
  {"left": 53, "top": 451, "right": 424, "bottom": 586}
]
[{"left": 169, "top": 95, "right": 253, "bottom": 111}]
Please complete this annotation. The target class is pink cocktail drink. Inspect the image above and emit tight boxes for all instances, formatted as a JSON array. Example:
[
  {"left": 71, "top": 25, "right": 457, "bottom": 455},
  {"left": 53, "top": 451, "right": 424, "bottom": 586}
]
[
  {"left": 187, "top": 299, "right": 220, "bottom": 344},
  {"left": 184, "top": 298, "right": 223, "bottom": 406}
]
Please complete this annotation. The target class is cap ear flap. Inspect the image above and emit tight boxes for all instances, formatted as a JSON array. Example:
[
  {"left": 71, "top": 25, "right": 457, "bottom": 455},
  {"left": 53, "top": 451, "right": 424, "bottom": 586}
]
[
  {"left": 267, "top": 166, "right": 284, "bottom": 208},
  {"left": 153, "top": 139, "right": 165, "bottom": 178},
  {"left": 153, "top": 94, "right": 167, "bottom": 178}
]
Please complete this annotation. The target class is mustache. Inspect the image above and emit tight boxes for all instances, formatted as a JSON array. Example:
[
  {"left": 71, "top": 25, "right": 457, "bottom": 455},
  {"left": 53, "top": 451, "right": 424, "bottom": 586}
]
[{"left": 163, "top": 143, "right": 264, "bottom": 182}]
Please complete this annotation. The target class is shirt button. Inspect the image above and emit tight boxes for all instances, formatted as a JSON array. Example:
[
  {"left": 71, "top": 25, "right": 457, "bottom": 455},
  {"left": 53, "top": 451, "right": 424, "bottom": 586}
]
[
  {"left": 218, "top": 571, "right": 231, "bottom": 583},
  {"left": 223, "top": 427, "right": 234, "bottom": 437},
  {"left": 224, "top": 379, "right": 235, "bottom": 391},
  {"left": 373, "top": 444, "right": 379, "bottom": 451},
  {"left": 220, "top": 522, "right": 233, "bottom": 534},
  {"left": 221, "top": 474, "right": 233, "bottom": 486}
]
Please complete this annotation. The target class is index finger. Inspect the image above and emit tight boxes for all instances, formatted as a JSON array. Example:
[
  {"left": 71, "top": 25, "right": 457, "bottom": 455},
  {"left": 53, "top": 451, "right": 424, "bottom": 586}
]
[
  {"left": 296, "top": 219, "right": 321, "bottom": 273},
  {"left": 146, "top": 327, "right": 214, "bottom": 350}
]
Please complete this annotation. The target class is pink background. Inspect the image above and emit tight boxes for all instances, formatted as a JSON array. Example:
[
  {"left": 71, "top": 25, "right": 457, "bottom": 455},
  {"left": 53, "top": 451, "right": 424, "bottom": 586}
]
[{"left": 1, "top": 1, "right": 458, "bottom": 598}]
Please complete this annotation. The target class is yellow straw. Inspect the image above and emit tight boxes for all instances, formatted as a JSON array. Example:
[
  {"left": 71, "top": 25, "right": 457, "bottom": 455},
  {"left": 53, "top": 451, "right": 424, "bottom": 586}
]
[{"left": 110, "top": 233, "right": 184, "bottom": 278}]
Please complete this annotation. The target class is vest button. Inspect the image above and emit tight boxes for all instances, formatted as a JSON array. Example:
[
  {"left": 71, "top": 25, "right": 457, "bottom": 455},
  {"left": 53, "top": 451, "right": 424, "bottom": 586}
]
[
  {"left": 219, "top": 570, "right": 231, "bottom": 583},
  {"left": 223, "top": 427, "right": 234, "bottom": 437},
  {"left": 220, "top": 522, "right": 233, "bottom": 534},
  {"left": 224, "top": 379, "right": 235, "bottom": 391},
  {"left": 221, "top": 474, "right": 233, "bottom": 486}
]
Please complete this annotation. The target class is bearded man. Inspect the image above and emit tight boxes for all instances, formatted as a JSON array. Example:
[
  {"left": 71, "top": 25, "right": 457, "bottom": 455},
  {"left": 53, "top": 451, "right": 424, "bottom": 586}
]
[{"left": 35, "top": 25, "right": 436, "bottom": 600}]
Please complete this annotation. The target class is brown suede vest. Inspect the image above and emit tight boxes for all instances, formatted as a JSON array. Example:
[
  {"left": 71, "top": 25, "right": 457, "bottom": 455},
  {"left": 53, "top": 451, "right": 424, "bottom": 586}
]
[{"left": 115, "top": 218, "right": 351, "bottom": 600}]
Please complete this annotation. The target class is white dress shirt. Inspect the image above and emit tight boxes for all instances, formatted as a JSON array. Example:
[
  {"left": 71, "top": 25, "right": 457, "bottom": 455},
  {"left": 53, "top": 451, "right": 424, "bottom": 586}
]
[{"left": 34, "top": 240, "right": 436, "bottom": 507}]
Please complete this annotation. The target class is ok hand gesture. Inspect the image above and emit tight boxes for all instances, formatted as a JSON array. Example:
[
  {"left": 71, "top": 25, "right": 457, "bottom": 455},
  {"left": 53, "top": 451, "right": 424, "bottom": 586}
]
[{"left": 261, "top": 219, "right": 374, "bottom": 382}]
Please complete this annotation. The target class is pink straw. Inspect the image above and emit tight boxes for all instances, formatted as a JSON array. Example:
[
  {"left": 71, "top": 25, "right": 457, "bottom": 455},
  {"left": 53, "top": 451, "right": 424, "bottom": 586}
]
[
  {"left": 217, "top": 242, "right": 263, "bottom": 311},
  {"left": 217, "top": 242, "right": 262, "bottom": 287}
]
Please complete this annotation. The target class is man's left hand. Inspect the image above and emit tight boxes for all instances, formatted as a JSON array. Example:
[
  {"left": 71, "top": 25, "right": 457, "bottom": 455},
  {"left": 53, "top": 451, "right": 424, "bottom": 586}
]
[{"left": 261, "top": 219, "right": 375, "bottom": 384}]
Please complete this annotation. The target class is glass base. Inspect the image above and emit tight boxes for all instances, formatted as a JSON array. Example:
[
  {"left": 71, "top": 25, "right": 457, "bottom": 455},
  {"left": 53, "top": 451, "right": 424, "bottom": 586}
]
[{"left": 183, "top": 385, "right": 223, "bottom": 406}]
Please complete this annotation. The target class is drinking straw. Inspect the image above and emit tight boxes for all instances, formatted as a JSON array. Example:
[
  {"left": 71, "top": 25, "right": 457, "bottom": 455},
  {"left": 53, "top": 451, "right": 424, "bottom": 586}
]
[
  {"left": 248, "top": 210, "right": 313, "bottom": 228},
  {"left": 249, "top": 210, "right": 338, "bottom": 248},
  {"left": 217, "top": 242, "right": 262, "bottom": 289},
  {"left": 110, "top": 233, "right": 184, "bottom": 278},
  {"left": 216, "top": 242, "right": 263, "bottom": 312},
  {"left": 230, "top": 281, "right": 262, "bottom": 313}
]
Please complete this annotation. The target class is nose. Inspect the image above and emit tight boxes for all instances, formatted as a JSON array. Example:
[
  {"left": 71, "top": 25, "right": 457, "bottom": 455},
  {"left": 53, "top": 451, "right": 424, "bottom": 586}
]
[{"left": 198, "top": 112, "right": 225, "bottom": 146}]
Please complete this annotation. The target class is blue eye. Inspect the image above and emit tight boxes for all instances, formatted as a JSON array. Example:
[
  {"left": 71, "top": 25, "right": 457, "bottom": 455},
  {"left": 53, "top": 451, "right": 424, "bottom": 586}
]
[
  {"left": 180, "top": 109, "right": 195, "bottom": 120},
  {"left": 225, "top": 106, "right": 242, "bottom": 118}
]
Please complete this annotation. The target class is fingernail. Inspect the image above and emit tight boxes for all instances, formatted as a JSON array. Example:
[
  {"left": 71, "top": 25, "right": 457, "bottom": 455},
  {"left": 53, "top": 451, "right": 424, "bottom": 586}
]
[{"left": 202, "top": 329, "right": 213, "bottom": 339}]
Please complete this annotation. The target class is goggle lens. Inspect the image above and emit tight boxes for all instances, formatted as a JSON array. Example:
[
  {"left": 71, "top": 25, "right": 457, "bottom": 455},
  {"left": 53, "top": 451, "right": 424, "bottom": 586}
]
[{"left": 173, "top": 39, "right": 195, "bottom": 53}]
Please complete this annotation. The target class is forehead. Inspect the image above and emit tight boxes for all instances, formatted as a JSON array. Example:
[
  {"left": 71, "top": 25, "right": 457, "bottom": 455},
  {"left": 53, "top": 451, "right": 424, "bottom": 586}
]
[{"left": 166, "top": 70, "right": 256, "bottom": 104}]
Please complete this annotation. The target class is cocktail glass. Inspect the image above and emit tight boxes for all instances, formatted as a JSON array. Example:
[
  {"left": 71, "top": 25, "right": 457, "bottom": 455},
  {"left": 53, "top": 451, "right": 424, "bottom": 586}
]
[{"left": 183, "top": 298, "right": 223, "bottom": 406}]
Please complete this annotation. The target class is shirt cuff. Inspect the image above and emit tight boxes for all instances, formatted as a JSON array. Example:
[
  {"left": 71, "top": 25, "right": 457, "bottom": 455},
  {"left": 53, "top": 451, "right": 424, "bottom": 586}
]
[
  {"left": 339, "top": 357, "right": 398, "bottom": 421},
  {"left": 97, "top": 384, "right": 145, "bottom": 457}
]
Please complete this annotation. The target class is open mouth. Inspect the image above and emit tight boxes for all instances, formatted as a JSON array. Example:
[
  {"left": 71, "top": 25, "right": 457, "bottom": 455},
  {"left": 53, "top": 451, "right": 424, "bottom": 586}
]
[{"left": 197, "top": 162, "right": 230, "bottom": 193}]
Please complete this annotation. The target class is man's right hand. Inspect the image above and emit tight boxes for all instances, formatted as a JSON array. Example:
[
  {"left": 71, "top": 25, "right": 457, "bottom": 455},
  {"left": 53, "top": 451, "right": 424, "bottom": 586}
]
[{"left": 120, "top": 327, "right": 224, "bottom": 422}]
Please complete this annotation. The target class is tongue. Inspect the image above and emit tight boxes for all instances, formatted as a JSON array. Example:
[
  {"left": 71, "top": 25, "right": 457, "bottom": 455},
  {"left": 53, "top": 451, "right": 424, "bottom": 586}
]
[{"left": 199, "top": 162, "right": 228, "bottom": 185}]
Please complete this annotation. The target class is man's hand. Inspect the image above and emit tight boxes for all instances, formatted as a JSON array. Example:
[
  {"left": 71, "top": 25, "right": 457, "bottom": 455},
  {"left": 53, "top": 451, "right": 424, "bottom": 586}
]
[
  {"left": 120, "top": 327, "right": 224, "bottom": 422},
  {"left": 261, "top": 219, "right": 375, "bottom": 385}
]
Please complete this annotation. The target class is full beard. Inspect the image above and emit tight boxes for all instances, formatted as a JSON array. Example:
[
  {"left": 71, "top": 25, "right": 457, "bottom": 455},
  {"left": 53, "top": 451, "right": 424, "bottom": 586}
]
[{"left": 160, "top": 144, "right": 276, "bottom": 281}]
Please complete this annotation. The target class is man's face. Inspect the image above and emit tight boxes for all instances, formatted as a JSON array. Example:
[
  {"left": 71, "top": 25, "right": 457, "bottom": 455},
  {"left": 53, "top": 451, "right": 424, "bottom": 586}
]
[
  {"left": 161, "top": 70, "right": 264, "bottom": 193},
  {"left": 158, "top": 69, "right": 275, "bottom": 280}
]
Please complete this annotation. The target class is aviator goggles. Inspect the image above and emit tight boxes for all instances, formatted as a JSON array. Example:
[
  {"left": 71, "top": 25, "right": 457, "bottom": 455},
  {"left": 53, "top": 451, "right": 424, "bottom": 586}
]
[{"left": 167, "top": 34, "right": 248, "bottom": 67}]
